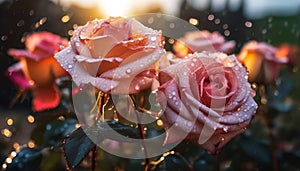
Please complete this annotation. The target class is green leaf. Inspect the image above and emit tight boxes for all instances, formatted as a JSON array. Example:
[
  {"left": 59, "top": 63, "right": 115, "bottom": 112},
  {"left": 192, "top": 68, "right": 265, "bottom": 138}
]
[
  {"left": 155, "top": 154, "right": 191, "bottom": 171},
  {"left": 5, "top": 147, "right": 42, "bottom": 171},
  {"left": 44, "top": 119, "right": 78, "bottom": 147},
  {"left": 193, "top": 160, "right": 210, "bottom": 171},
  {"left": 95, "top": 120, "right": 140, "bottom": 142},
  {"left": 63, "top": 128, "right": 95, "bottom": 169},
  {"left": 238, "top": 136, "right": 271, "bottom": 166}
]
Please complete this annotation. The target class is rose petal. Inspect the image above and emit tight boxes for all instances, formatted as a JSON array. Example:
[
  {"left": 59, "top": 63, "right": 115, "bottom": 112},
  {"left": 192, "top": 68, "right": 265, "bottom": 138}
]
[
  {"left": 32, "top": 83, "right": 60, "bottom": 111},
  {"left": 7, "top": 49, "right": 42, "bottom": 61},
  {"left": 100, "top": 49, "right": 164, "bottom": 79},
  {"left": 6, "top": 62, "right": 33, "bottom": 90}
]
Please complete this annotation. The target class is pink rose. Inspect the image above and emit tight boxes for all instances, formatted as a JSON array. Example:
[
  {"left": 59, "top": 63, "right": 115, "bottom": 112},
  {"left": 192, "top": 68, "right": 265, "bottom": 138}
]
[
  {"left": 157, "top": 52, "right": 257, "bottom": 154},
  {"left": 238, "top": 41, "right": 288, "bottom": 84},
  {"left": 7, "top": 31, "right": 69, "bottom": 111},
  {"left": 55, "top": 17, "right": 164, "bottom": 94},
  {"left": 173, "top": 30, "right": 236, "bottom": 57}
]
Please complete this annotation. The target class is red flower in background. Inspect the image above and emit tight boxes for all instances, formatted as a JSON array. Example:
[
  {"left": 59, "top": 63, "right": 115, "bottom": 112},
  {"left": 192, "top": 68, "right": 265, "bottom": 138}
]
[
  {"left": 238, "top": 41, "right": 288, "bottom": 84},
  {"left": 173, "top": 30, "right": 236, "bottom": 57},
  {"left": 7, "top": 31, "right": 69, "bottom": 111},
  {"left": 157, "top": 52, "right": 257, "bottom": 154}
]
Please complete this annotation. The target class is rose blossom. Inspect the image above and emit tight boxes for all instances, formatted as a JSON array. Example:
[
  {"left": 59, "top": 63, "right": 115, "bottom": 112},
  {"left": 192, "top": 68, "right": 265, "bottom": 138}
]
[
  {"left": 238, "top": 41, "right": 288, "bottom": 84},
  {"left": 55, "top": 17, "right": 164, "bottom": 94},
  {"left": 276, "top": 43, "right": 299, "bottom": 67},
  {"left": 157, "top": 52, "right": 257, "bottom": 154},
  {"left": 173, "top": 30, "right": 236, "bottom": 57},
  {"left": 7, "top": 32, "right": 68, "bottom": 111}
]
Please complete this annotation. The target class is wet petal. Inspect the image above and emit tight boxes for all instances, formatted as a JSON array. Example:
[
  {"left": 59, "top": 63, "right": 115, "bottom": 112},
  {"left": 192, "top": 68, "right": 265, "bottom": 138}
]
[
  {"left": 6, "top": 63, "right": 33, "bottom": 90},
  {"left": 32, "top": 83, "right": 60, "bottom": 111}
]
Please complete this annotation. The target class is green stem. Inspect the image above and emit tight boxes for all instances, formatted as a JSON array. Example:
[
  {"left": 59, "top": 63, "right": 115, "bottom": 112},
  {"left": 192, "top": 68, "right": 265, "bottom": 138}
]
[{"left": 91, "top": 146, "right": 97, "bottom": 171}]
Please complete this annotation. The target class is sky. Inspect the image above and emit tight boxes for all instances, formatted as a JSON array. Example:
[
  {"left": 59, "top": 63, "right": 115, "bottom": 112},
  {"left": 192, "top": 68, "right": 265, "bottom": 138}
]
[{"left": 51, "top": 0, "right": 300, "bottom": 19}]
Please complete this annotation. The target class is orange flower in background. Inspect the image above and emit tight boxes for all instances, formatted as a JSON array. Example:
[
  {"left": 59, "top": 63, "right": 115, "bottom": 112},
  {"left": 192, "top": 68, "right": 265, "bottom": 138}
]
[
  {"left": 276, "top": 43, "right": 300, "bottom": 67},
  {"left": 173, "top": 30, "right": 236, "bottom": 57},
  {"left": 7, "top": 32, "right": 69, "bottom": 111},
  {"left": 238, "top": 41, "right": 288, "bottom": 84},
  {"left": 55, "top": 17, "right": 164, "bottom": 94}
]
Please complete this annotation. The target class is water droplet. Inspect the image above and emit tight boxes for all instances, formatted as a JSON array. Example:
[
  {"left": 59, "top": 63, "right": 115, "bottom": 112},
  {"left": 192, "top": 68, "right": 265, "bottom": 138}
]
[
  {"left": 134, "top": 84, "right": 140, "bottom": 91},
  {"left": 224, "top": 30, "right": 230, "bottom": 36},
  {"left": 1, "top": 35, "right": 8, "bottom": 41},
  {"left": 245, "top": 21, "right": 252, "bottom": 28},
  {"left": 208, "top": 14, "right": 214, "bottom": 21},
  {"left": 68, "top": 65, "right": 73, "bottom": 69},
  {"left": 262, "top": 29, "right": 267, "bottom": 34},
  {"left": 126, "top": 68, "right": 132, "bottom": 74},
  {"left": 150, "top": 37, "right": 157, "bottom": 41},
  {"left": 46, "top": 124, "right": 52, "bottom": 130},
  {"left": 17, "top": 20, "right": 25, "bottom": 27},
  {"left": 75, "top": 42, "right": 80, "bottom": 47},
  {"left": 191, "top": 63, "right": 195, "bottom": 67},
  {"left": 214, "top": 18, "right": 221, "bottom": 25}
]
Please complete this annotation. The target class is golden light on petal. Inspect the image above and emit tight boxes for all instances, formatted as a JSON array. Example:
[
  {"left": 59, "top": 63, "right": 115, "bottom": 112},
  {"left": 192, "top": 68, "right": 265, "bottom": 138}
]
[
  {"left": 28, "top": 140, "right": 35, "bottom": 148},
  {"left": 189, "top": 18, "right": 199, "bottom": 26},
  {"left": 156, "top": 119, "right": 163, "bottom": 127},
  {"left": 1, "top": 129, "right": 12, "bottom": 137},
  {"left": 27, "top": 115, "right": 35, "bottom": 123},
  {"left": 6, "top": 118, "right": 14, "bottom": 126},
  {"left": 61, "top": 15, "right": 70, "bottom": 23}
]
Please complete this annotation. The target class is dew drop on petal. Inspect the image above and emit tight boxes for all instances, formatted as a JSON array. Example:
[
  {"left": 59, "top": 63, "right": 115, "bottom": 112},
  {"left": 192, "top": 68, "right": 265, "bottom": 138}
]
[
  {"left": 134, "top": 84, "right": 140, "bottom": 91},
  {"left": 150, "top": 37, "right": 157, "bottom": 41},
  {"left": 126, "top": 68, "right": 132, "bottom": 74}
]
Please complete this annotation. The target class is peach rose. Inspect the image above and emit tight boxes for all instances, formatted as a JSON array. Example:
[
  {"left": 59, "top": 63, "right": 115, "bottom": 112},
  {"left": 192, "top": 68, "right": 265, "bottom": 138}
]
[
  {"left": 7, "top": 32, "right": 68, "bottom": 111},
  {"left": 55, "top": 17, "right": 164, "bottom": 94},
  {"left": 173, "top": 30, "right": 236, "bottom": 57},
  {"left": 238, "top": 41, "right": 288, "bottom": 84},
  {"left": 276, "top": 43, "right": 299, "bottom": 67},
  {"left": 157, "top": 52, "right": 257, "bottom": 154}
]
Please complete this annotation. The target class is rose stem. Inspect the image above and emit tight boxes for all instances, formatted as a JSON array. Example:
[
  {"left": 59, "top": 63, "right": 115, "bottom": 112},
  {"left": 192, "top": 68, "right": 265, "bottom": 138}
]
[
  {"left": 91, "top": 146, "right": 97, "bottom": 171},
  {"left": 129, "top": 95, "right": 150, "bottom": 171},
  {"left": 259, "top": 85, "right": 279, "bottom": 171}
]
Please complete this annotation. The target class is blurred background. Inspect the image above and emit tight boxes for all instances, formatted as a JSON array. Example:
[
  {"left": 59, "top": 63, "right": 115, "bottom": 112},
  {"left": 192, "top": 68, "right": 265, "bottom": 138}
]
[{"left": 0, "top": 0, "right": 299, "bottom": 170}]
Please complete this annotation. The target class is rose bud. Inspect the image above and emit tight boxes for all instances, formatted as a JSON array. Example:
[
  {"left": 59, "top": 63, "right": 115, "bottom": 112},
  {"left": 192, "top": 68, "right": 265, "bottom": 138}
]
[
  {"left": 173, "top": 30, "right": 236, "bottom": 57},
  {"left": 276, "top": 43, "right": 299, "bottom": 67},
  {"left": 7, "top": 31, "right": 69, "bottom": 111},
  {"left": 238, "top": 41, "right": 288, "bottom": 84},
  {"left": 55, "top": 17, "right": 165, "bottom": 94},
  {"left": 157, "top": 52, "right": 257, "bottom": 154}
]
